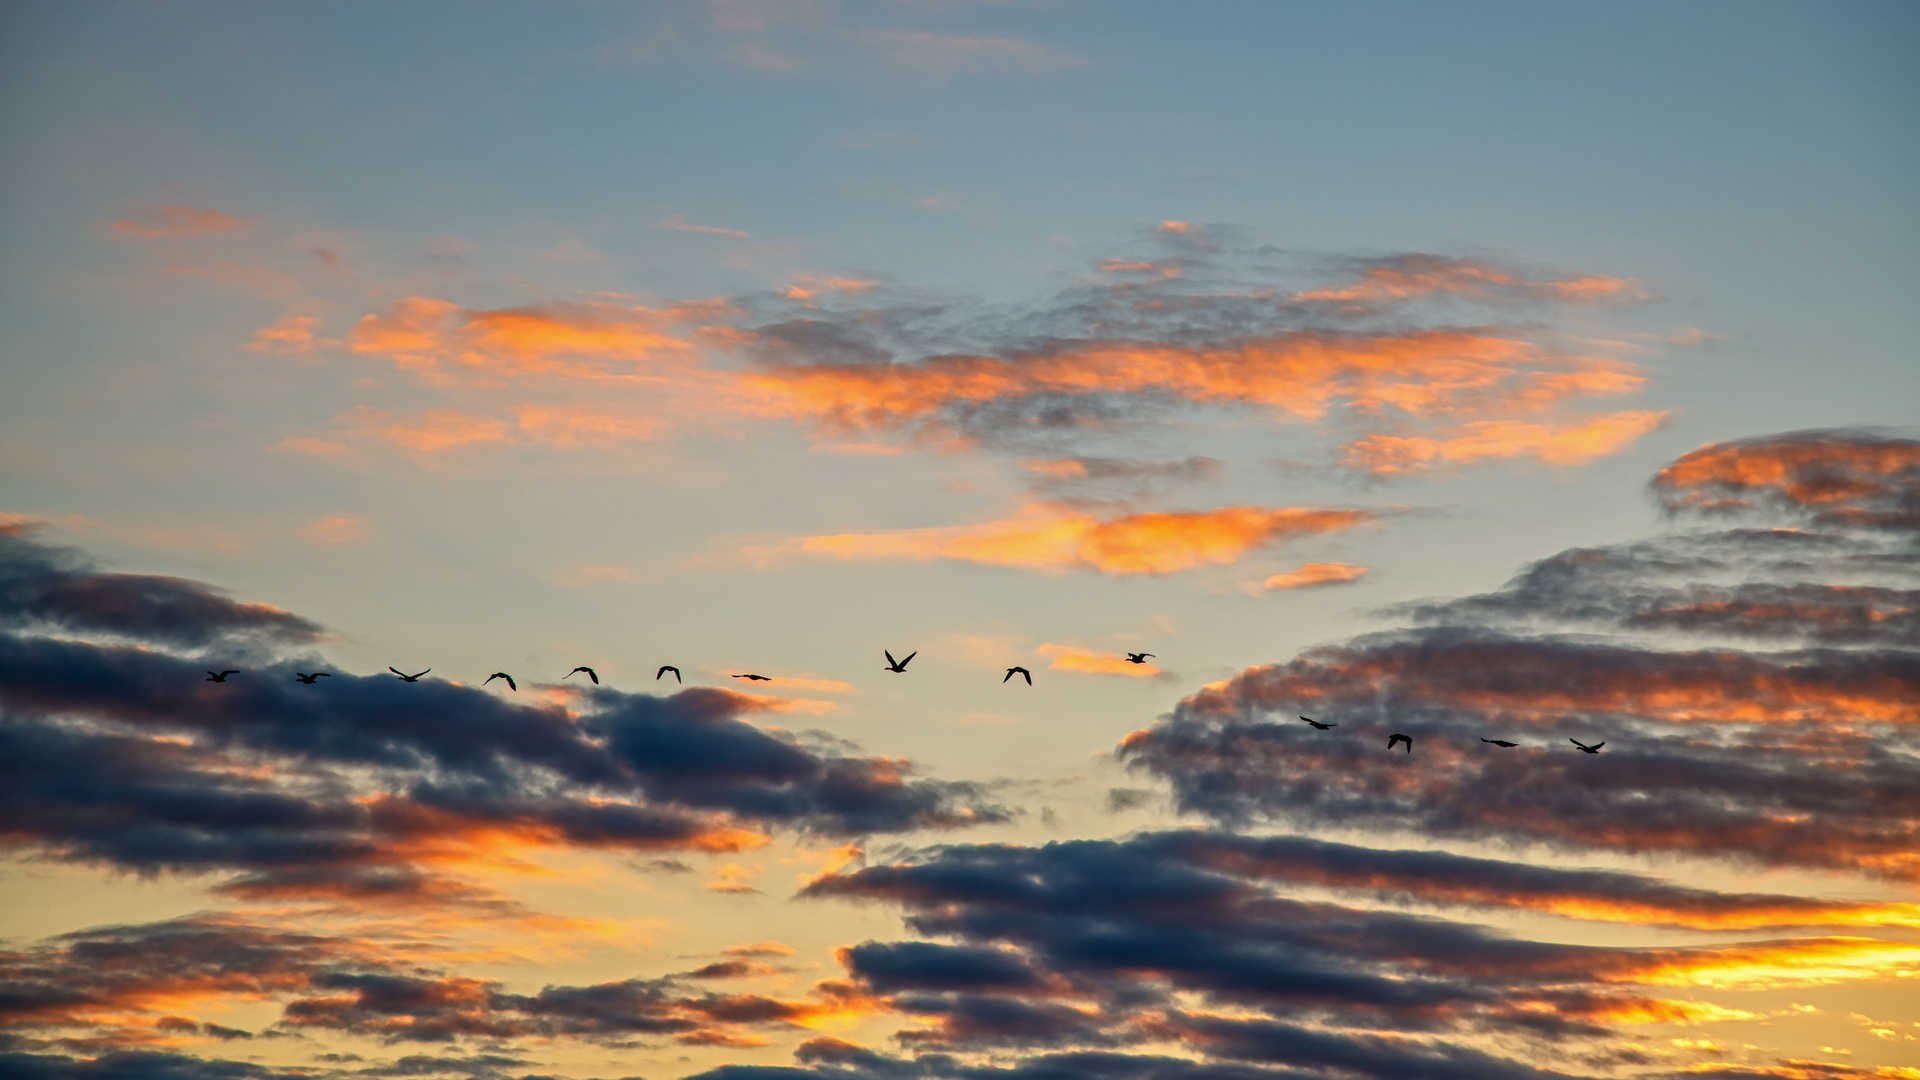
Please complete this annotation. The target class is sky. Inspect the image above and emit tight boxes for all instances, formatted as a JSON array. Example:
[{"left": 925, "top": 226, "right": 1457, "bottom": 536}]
[{"left": 1, "top": 2, "right": 1918, "bottom": 1079}]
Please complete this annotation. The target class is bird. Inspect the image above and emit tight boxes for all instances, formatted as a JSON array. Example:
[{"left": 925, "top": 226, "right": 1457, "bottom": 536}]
[
  {"left": 390, "top": 667, "right": 429, "bottom": 682},
  {"left": 732, "top": 673, "right": 772, "bottom": 682},
  {"left": 1387, "top": 733, "right": 1413, "bottom": 753},
  {"left": 884, "top": 650, "right": 916, "bottom": 673},
  {"left": 484, "top": 673, "right": 517, "bottom": 691},
  {"left": 206, "top": 670, "right": 239, "bottom": 682},
  {"left": 1299, "top": 716, "right": 1335, "bottom": 730},
  {"left": 293, "top": 672, "right": 330, "bottom": 684},
  {"left": 657, "top": 665, "right": 681, "bottom": 683},
  {"left": 1570, "top": 738, "right": 1605, "bottom": 754},
  {"left": 1480, "top": 738, "right": 1518, "bottom": 748},
  {"left": 566, "top": 666, "right": 599, "bottom": 685},
  {"left": 1125, "top": 652, "right": 1154, "bottom": 664},
  {"left": 1004, "top": 666, "right": 1032, "bottom": 685}
]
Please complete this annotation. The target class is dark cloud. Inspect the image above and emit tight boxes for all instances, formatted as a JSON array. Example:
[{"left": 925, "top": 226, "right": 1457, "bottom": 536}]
[
  {"left": 785, "top": 833, "right": 1906, "bottom": 1078},
  {"left": 1651, "top": 429, "right": 1920, "bottom": 531},
  {"left": 0, "top": 525, "right": 321, "bottom": 651},
  {"left": 1120, "top": 432, "right": 1920, "bottom": 878},
  {"left": 0, "top": 531, "right": 1007, "bottom": 903}
]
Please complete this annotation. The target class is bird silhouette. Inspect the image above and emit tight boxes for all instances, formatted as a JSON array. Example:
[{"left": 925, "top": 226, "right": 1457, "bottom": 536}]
[
  {"left": 206, "top": 670, "right": 239, "bottom": 682},
  {"left": 1299, "top": 716, "right": 1335, "bottom": 730},
  {"left": 1387, "top": 733, "right": 1413, "bottom": 753},
  {"left": 485, "top": 673, "right": 517, "bottom": 691},
  {"left": 657, "top": 665, "right": 681, "bottom": 683},
  {"left": 1570, "top": 738, "right": 1605, "bottom": 754},
  {"left": 293, "top": 672, "right": 330, "bottom": 684},
  {"left": 1004, "top": 666, "right": 1032, "bottom": 685},
  {"left": 1480, "top": 738, "right": 1518, "bottom": 747},
  {"left": 566, "top": 666, "right": 599, "bottom": 685},
  {"left": 884, "top": 650, "right": 916, "bottom": 673},
  {"left": 390, "top": 667, "right": 429, "bottom": 682},
  {"left": 1125, "top": 652, "right": 1155, "bottom": 664},
  {"left": 732, "top": 673, "right": 772, "bottom": 682}
]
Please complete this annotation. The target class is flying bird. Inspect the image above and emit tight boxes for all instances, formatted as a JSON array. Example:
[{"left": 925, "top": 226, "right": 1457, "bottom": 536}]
[
  {"left": 566, "top": 666, "right": 599, "bottom": 685},
  {"left": 884, "top": 650, "right": 916, "bottom": 673},
  {"left": 205, "top": 670, "right": 239, "bottom": 682},
  {"left": 484, "top": 672, "right": 517, "bottom": 691},
  {"left": 293, "top": 672, "right": 330, "bottom": 684},
  {"left": 657, "top": 665, "right": 681, "bottom": 683},
  {"left": 1004, "top": 666, "right": 1032, "bottom": 685},
  {"left": 1125, "top": 652, "right": 1155, "bottom": 664},
  {"left": 390, "top": 667, "right": 429, "bottom": 682},
  {"left": 1480, "top": 738, "right": 1518, "bottom": 747},
  {"left": 1570, "top": 738, "right": 1605, "bottom": 754},
  {"left": 732, "top": 673, "right": 773, "bottom": 682},
  {"left": 1299, "top": 716, "right": 1335, "bottom": 730},
  {"left": 1387, "top": 733, "right": 1413, "bottom": 753}
]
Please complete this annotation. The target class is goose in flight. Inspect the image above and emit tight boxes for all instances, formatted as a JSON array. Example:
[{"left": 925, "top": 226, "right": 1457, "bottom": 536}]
[
  {"left": 1004, "top": 666, "right": 1032, "bottom": 685},
  {"left": 390, "top": 667, "right": 429, "bottom": 682},
  {"left": 1570, "top": 738, "right": 1605, "bottom": 754},
  {"left": 657, "top": 665, "right": 681, "bottom": 683},
  {"left": 1387, "top": 733, "right": 1413, "bottom": 753},
  {"left": 1299, "top": 716, "right": 1335, "bottom": 730},
  {"left": 293, "top": 672, "right": 330, "bottom": 684},
  {"left": 1124, "top": 652, "right": 1154, "bottom": 664},
  {"left": 206, "top": 670, "right": 239, "bottom": 682},
  {"left": 732, "top": 673, "right": 772, "bottom": 682},
  {"left": 1480, "top": 738, "right": 1518, "bottom": 747},
  {"left": 884, "top": 650, "right": 916, "bottom": 673},
  {"left": 485, "top": 672, "right": 517, "bottom": 691},
  {"left": 566, "top": 666, "right": 599, "bottom": 685}
]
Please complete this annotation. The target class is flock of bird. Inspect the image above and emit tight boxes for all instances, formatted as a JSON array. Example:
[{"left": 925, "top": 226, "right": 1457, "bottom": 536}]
[
  {"left": 1300, "top": 716, "right": 1604, "bottom": 755},
  {"left": 205, "top": 657, "right": 1604, "bottom": 755}
]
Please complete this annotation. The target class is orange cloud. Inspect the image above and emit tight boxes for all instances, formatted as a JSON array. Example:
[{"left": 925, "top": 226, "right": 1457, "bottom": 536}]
[
  {"left": 106, "top": 204, "right": 250, "bottom": 239},
  {"left": 1038, "top": 644, "right": 1161, "bottom": 677},
  {"left": 1297, "top": 254, "right": 1650, "bottom": 307},
  {"left": 246, "top": 315, "right": 331, "bottom": 354},
  {"left": 801, "top": 505, "right": 1373, "bottom": 576},
  {"left": 1341, "top": 411, "right": 1669, "bottom": 475},
  {"left": 334, "top": 407, "right": 513, "bottom": 453},
  {"left": 301, "top": 515, "right": 368, "bottom": 544},
  {"left": 1614, "top": 938, "right": 1920, "bottom": 990},
  {"left": 1653, "top": 431, "right": 1920, "bottom": 527},
  {"left": 349, "top": 296, "right": 723, "bottom": 381},
  {"left": 737, "top": 330, "right": 1644, "bottom": 439},
  {"left": 514, "top": 405, "right": 660, "bottom": 448},
  {"left": 1261, "top": 563, "right": 1369, "bottom": 590}
]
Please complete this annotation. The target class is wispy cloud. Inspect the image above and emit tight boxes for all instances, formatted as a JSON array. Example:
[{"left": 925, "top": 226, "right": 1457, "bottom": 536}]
[
  {"left": 105, "top": 203, "right": 251, "bottom": 239},
  {"left": 660, "top": 213, "right": 751, "bottom": 239},
  {"left": 800, "top": 504, "right": 1372, "bottom": 576}
]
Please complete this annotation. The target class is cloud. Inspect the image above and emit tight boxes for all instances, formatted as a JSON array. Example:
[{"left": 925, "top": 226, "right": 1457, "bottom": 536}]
[
  {"left": 661, "top": 214, "right": 751, "bottom": 239},
  {"left": 1294, "top": 254, "right": 1653, "bottom": 310},
  {"left": 1036, "top": 645, "right": 1160, "bottom": 678},
  {"left": 0, "top": 524, "right": 322, "bottom": 650},
  {"left": 800, "top": 505, "right": 1373, "bottom": 576},
  {"left": 1116, "top": 432, "right": 1920, "bottom": 879},
  {"left": 246, "top": 315, "right": 333, "bottom": 354},
  {"left": 1261, "top": 563, "right": 1369, "bottom": 590},
  {"left": 333, "top": 408, "right": 515, "bottom": 453},
  {"left": 1339, "top": 411, "right": 1670, "bottom": 475},
  {"left": 348, "top": 296, "right": 720, "bottom": 381},
  {"left": 300, "top": 516, "right": 368, "bottom": 545},
  {"left": 0, "top": 912, "right": 880, "bottom": 1056},
  {"left": 1652, "top": 430, "right": 1920, "bottom": 530},
  {"left": 105, "top": 204, "right": 250, "bottom": 239},
  {"left": 793, "top": 834, "right": 1917, "bottom": 1076},
  {"left": 0, "top": 531, "right": 1009, "bottom": 903}
]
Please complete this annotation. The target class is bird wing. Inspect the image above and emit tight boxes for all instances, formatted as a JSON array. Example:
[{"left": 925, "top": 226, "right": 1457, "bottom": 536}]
[
  {"left": 901, "top": 651, "right": 916, "bottom": 667},
  {"left": 412, "top": 669, "right": 429, "bottom": 679},
  {"left": 389, "top": 667, "right": 405, "bottom": 676},
  {"left": 221, "top": 670, "right": 238, "bottom": 676},
  {"left": 1021, "top": 669, "right": 1031, "bottom": 684},
  {"left": 505, "top": 676, "right": 516, "bottom": 690},
  {"left": 314, "top": 672, "right": 330, "bottom": 678},
  {"left": 1593, "top": 742, "right": 1604, "bottom": 750},
  {"left": 587, "top": 669, "right": 598, "bottom": 683},
  {"left": 1003, "top": 669, "right": 1015, "bottom": 682},
  {"left": 884, "top": 650, "right": 898, "bottom": 667}
]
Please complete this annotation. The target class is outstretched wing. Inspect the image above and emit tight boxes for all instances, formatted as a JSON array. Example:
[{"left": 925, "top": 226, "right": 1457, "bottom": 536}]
[
  {"left": 657, "top": 666, "right": 681, "bottom": 682},
  {"left": 900, "top": 651, "right": 916, "bottom": 668}
]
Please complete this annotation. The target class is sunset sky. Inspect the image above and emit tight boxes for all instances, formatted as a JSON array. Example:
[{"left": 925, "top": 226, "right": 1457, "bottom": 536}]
[{"left": 2, "top": 3, "right": 1919, "bottom": 1079}]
